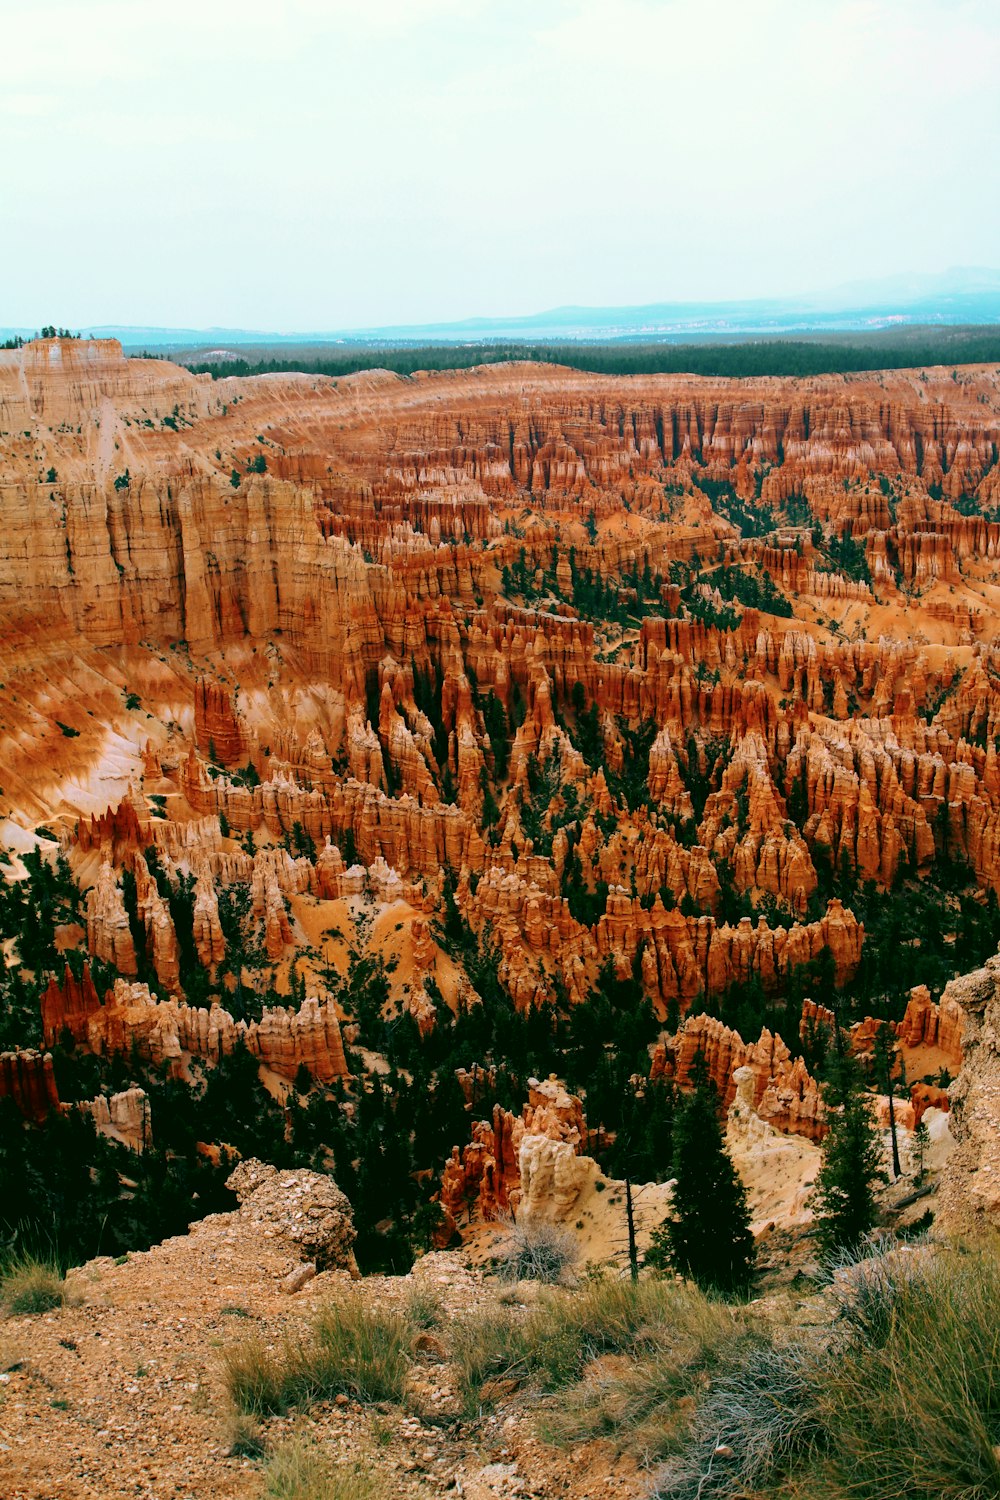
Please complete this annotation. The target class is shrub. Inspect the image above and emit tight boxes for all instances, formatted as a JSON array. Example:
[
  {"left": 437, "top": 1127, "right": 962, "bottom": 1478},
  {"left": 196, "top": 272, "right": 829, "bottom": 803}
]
[
  {"left": 493, "top": 1216, "right": 577, "bottom": 1284},
  {"left": 225, "top": 1296, "right": 410, "bottom": 1415},
  {"left": 1, "top": 1257, "right": 65, "bottom": 1316},
  {"left": 650, "top": 1339, "right": 821, "bottom": 1498}
]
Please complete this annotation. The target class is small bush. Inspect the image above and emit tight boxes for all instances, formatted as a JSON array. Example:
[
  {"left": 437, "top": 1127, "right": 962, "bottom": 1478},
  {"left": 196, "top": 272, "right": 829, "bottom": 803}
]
[
  {"left": 651, "top": 1340, "right": 821, "bottom": 1498},
  {"left": 263, "top": 1438, "right": 379, "bottom": 1500},
  {"left": 493, "top": 1216, "right": 577, "bottom": 1284},
  {"left": 225, "top": 1297, "right": 409, "bottom": 1415},
  {"left": 1, "top": 1257, "right": 65, "bottom": 1316}
]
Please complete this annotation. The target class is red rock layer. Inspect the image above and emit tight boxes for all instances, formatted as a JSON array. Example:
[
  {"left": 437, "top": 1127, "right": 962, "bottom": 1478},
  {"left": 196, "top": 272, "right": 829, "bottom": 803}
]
[
  {"left": 0, "top": 1049, "right": 59, "bottom": 1121},
  {"left": 4, "top": 340, "right": 1000, "bottom": 1120},
  {"left": 42, "top": 963, "right": 102, "bottom": 1047},
  {"left": 194, "top": 679, "right": 244, "bottom": 764}
]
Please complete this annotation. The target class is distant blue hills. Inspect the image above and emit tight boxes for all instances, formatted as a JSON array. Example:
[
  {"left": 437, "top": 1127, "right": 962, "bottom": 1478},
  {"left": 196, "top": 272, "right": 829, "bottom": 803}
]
[{"left": 5, "top": 267, "right": 1000, "bottom": 350}]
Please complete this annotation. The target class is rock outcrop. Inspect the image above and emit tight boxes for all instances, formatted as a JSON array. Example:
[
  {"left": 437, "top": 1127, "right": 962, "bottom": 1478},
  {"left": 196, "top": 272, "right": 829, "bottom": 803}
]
[
  {"left": 666, "top": 1012, "right": 827, "bottom": 1140},
  {"left": 41, "top": 972, "right": 349, "bottom": 1084},
  {"left": 226, "top": 1158, "right": 358, "bottom": 1272},
  {"left": 896, "top": 984, "right": 964, "bottom": 1073},
  {"left": 7, "top": 337, "right": 1000, "bottom": 1251},
  {"left": 86, "top": 863, "right": 137, "bottom": 976},
  {"left": 441, "top": 1076, "right": 588, "bottom": 1226},
  {"left": 725, "top": 1064, "right": 822, "bottom": 1232},
  {"left": 938, "top": 954, "right": 1000, "bottom": 1232},
  {"left": 82, "top": 1087, "right": 152, "bottom": 1152}
]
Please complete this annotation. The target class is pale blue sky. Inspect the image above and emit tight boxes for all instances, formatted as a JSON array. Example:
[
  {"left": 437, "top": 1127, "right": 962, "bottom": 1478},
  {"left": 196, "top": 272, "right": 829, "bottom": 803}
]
[{"left": 2, "top": 0, "right": 998, "bottom": 330}]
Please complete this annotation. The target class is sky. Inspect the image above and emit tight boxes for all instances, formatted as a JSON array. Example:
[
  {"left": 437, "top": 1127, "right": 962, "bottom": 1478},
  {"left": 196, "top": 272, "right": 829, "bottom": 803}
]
[{"left": 2, "top": 0, "right": 999, "bottom": 331}]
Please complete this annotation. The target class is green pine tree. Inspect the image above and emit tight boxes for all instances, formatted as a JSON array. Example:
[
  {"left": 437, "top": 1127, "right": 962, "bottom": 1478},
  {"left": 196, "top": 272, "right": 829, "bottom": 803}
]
[
  {"left": 813, "top": 1047, "right": 885, "bottom": 1253},
  {"left": 647, "top": 1076, "right": 755, "bottom": 1296}
]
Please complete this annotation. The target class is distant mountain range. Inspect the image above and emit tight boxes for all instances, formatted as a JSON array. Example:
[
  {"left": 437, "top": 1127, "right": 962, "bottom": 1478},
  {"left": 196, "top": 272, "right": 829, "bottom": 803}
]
[{"left": 6, "top": 267, "right": 1000, "bottom": 351}]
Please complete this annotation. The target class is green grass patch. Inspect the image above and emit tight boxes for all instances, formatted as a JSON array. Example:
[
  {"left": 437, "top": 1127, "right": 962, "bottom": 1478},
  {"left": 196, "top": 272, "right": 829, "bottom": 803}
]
[
  {"left": 224, "top": 1295, "right": 410, "bottom": 1415},
  {"left": 453, "top": 1274, "right": 745, "bottom": 1422},
  {"left": 650, "top": 1238, "right": 1000, "bottom": 1499}
]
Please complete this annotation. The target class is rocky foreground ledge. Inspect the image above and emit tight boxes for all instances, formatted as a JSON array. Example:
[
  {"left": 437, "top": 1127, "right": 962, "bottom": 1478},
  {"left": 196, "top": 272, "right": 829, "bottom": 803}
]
[{"left": 0, "top": 1167, "right": 640, "bottom": 1500}]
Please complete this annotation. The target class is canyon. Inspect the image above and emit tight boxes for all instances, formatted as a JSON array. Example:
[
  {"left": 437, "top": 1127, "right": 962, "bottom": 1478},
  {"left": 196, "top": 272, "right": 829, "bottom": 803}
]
[{"left": 2, "top": 337, "right": 1000, "bottom": 1244}]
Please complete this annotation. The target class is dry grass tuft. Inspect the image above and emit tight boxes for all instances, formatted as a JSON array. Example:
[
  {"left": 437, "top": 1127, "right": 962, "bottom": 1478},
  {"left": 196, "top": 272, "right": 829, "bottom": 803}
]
[
  {"left": 0, "top": 1334, "right": 23, "bottom": 1373},
  {"left": 406, "top": 1285, "right": 444, "bottom": 1330},
  {"left": 223, "top": 1409, "right": 266, "bottom": 1459},
  {"left": 0, "top": 1256, "right": 65, "bottom": 1317},
  {"left": 263, "top": 1437, "right": 380, "bottom": 1500},
  {"left": 222, "top": 1334, "right": 285, "bottom": 1416}
]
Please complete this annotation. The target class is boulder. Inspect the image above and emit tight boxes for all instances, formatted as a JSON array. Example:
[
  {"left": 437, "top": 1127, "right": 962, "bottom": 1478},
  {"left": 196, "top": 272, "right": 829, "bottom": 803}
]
[{"left": 226, "top": 1158, "right": 358, "bottom": 1273}]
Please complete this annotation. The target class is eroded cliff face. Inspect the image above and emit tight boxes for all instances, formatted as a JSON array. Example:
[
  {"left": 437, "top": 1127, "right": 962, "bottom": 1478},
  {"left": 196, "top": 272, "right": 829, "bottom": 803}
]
[
  {"left": 440, "top": 1075, "right": 589, "bottom": 1228},
  {"left": 938, "top": 955, "right": 1000, "bottom": 1232},
  {"left": 4, "top": 340, "right": 1000, "bottom": 1207},
  {"left": 41, "top": 970, "right": 349, "bottom": 1085}
]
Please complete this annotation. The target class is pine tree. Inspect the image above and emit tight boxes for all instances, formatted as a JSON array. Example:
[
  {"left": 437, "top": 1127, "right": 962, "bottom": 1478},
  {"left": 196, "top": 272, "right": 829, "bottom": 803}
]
[
  {"left": 813, "top": 1047, "right": 885, "bottom": 1253},
  {"left": 647, "top": 1077, "right": 755, "bottom": 1297}
]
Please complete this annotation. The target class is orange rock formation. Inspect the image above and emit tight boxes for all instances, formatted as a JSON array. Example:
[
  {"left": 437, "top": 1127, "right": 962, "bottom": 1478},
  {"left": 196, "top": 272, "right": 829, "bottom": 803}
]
[{"left": 5, "top": 338, "right": 1000, "bottom": 1153}]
